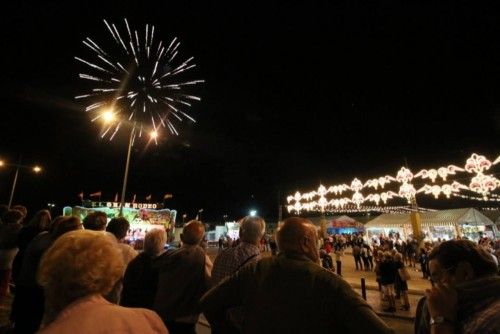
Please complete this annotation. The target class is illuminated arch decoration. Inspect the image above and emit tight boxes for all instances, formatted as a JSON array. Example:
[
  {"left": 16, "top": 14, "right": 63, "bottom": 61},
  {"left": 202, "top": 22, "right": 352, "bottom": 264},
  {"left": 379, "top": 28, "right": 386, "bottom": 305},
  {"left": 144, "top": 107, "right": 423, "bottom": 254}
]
[{"left": 286, "top": 153, "right": 500, "bottom": 213}]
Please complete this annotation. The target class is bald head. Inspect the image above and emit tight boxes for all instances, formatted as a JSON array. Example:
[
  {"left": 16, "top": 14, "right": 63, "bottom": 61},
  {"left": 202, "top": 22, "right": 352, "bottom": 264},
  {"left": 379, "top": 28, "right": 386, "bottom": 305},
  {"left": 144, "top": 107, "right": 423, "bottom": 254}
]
[
  {"left": 181, "top": 220, "right": 205, "bottom": 245},
  {"left": 277, "top": 217, "right": 319, "bottom": 263}
]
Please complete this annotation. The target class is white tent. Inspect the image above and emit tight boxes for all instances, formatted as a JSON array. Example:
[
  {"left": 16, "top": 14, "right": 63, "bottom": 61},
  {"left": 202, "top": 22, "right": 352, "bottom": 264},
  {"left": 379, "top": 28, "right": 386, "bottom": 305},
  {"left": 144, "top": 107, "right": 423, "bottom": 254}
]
[
  {"left": 481, "top": 210, "right": 500, "bottom": 225},
  {"left": 365, "top": 208, "right": 496, "bottom": 240}
]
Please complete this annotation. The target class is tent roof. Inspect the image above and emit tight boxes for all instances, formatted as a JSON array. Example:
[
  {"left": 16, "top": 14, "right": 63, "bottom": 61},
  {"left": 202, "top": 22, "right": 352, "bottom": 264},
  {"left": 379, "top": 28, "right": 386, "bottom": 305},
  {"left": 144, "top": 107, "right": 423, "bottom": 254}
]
[
  {"left": 330, "top": 215, "right": 358, "bottom": 223},
  {"left": 330, "top": 215, "right": 363, "bottom": 228},
  {"left": 365, "top": 208, "right": 494, "bottom": 228},
  {"left": 481, "top": 210, "right": 500, "bottom": 223}
]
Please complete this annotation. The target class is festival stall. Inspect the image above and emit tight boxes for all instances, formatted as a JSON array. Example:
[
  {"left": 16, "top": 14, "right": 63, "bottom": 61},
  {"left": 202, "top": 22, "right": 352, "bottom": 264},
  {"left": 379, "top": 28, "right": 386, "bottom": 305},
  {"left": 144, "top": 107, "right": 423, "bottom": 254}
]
[
  {"left": 64, "top": 201, "right": 176, "bottom": 242},
  {"left": 364, "top": 208, "right": 497, "bottom": 241},
  {"left": 327, "top": 215, "right": 364, "bottom": 235}
]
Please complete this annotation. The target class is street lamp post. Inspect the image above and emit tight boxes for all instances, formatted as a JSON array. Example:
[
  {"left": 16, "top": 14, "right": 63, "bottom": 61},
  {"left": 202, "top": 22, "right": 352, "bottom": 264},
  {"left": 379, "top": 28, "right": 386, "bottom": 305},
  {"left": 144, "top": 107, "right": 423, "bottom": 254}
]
[
  {"left": 119, "top": 126, "right": 135, "bottom": 217},
  {"left": 8, "top": 164, "right": 20, "bottom": 209},
  {"left": 0, "top": 157, "right": 42, "bottom": 208}
]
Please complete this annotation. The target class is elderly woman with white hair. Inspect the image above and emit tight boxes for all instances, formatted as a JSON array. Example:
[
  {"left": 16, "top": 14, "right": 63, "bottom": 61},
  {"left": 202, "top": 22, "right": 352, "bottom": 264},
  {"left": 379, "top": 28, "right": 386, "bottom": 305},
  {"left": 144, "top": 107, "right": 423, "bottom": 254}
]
[
  {"left": 37, "top": 230, "right": 168, "bottom": 333},
  {"left": 121, "top": 227, "right": 167, "bottom": 308}
]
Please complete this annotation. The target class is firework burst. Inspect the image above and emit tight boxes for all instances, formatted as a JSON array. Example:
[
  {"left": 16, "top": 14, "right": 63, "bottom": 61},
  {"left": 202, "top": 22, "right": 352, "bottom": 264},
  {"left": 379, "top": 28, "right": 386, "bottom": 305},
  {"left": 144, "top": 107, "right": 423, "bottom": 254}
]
[{"left": 75, "top": 18, "right": 203, "bottom": 144}]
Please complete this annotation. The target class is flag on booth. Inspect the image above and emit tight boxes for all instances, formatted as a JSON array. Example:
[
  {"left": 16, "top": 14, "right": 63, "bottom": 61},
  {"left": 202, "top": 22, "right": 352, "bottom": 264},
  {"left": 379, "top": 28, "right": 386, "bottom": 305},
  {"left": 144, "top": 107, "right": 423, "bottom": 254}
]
[
  {"left": 90, "top": 191, "right": 102, "bottom": 197},
  {"left": 145, "top": 194, "right": 152, "bottom": 201},
  {"left": 78, "top": 192, "right": 84, "bottom": 199},
  {"left": 131, "top": 194, "right": 136, "bottom": 203},
  {"left": 163, "top": 193, "right": 173, "bottom": 200},
  {"left": 113, "top": 193, "right": 118, "bottom": 202}
]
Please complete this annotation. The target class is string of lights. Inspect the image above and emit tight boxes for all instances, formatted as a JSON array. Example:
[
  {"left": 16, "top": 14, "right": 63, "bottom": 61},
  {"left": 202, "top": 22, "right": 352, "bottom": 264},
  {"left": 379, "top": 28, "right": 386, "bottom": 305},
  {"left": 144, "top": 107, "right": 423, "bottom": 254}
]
[{"left": 287, "top": 153, "right": 500, "bottom": 213}]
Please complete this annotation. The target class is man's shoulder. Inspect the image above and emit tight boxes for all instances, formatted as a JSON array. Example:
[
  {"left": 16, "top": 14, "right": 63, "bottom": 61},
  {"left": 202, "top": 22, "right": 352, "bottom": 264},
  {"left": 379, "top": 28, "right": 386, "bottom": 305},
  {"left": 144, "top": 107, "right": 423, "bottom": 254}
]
[{"left": 217, "top": 246, "right": 237, "bottom": 257}]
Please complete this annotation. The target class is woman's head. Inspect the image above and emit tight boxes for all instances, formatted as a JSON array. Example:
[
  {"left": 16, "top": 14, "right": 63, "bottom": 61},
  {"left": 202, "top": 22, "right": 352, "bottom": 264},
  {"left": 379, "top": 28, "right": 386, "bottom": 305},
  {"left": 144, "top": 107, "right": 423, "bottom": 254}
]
[
  {"left": 29, "top": 209, "right": 52, "bottom": 231},
  {"left": 51, "top": 216, "right": 83, "bottom": 239},
  {"left": 38, "top": 230, "right": 125, "bottom": 312},
  {"left": 143, "top": 228, "right": 167, "bottom": 257}
]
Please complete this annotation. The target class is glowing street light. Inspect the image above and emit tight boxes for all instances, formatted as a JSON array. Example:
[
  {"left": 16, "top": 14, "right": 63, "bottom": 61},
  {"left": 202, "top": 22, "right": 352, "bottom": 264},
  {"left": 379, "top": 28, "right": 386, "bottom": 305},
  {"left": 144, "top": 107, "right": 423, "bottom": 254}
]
[
  {"left": 249, "top": 210, "right": 257, "bottom": 217},
  {"left": 0, "top": 157, "right": 43, "bottom": 208},
  {"left": 150, "top": 130, "right": 158, "bottom": 139}
]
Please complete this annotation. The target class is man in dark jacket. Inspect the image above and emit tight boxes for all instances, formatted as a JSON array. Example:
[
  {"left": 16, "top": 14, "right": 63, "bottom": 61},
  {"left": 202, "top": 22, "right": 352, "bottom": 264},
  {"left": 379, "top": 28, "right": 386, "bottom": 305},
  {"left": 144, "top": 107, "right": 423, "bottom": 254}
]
[
  {"left": 201, "top": 217, "right": 393, "bottom": 334},
  {"left": 153, "top": 220, "right": 212, "bottom": 334}
]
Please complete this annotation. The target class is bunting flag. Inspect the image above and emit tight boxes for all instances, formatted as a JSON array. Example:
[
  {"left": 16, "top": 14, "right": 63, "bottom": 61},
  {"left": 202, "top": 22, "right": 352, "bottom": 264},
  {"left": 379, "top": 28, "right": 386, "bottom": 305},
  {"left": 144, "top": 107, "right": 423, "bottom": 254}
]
[
  {"left": 78, "top": 192, "right": 84, "bottom": 199},
  {"left": 131, "top": 194, "right": 137, "bottom": 203},
  {"left": 113, "top": 193, "right": 118, "bottom": 202},
  {"left": 163, "top": 193, "right": 173, "bottom": 200},
  {"left": 90, "top": 191, "right": 102, "bottom": 197},
  {"left": 145, "top": 194, "right": 152, "bottom": 201}
]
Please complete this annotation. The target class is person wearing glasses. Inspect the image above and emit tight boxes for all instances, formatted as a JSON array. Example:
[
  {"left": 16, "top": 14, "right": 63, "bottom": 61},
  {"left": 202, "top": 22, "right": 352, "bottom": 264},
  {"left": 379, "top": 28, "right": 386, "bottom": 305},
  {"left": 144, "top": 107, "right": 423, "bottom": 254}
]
[{"left": 414, "top": 239, "right": 499, "bottom": 334}]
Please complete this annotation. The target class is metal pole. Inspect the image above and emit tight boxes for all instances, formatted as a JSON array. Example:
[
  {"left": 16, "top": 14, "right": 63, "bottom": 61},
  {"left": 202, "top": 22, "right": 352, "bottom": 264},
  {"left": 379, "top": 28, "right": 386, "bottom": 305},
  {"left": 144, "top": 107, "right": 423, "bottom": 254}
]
[
  {"left": 8, "top": 166, "right": 20, "bottom": 209},
  {"left": 278, "top": 188, "right": 282, "bottom": 222},
  {"left": 361, "top": 278, "right": 367, "bottom": 300},
  {"left": 119, "top": 127, "right": 134, "bottom": 216}
]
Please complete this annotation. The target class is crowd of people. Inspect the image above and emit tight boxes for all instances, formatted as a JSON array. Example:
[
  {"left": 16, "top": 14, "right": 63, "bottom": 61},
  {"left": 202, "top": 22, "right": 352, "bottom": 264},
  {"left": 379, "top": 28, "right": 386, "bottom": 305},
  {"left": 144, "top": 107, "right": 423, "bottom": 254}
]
[{"left": 0, "top": 204, "right": 498, "bottom": 333}]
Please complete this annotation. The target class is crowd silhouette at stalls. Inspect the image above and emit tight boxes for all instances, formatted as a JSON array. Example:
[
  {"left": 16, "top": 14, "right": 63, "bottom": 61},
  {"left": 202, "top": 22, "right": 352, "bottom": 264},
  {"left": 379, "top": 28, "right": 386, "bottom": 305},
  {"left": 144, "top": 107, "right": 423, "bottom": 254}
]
[{"left": 0, "top": 204, "right": 498, "bottom": 333}]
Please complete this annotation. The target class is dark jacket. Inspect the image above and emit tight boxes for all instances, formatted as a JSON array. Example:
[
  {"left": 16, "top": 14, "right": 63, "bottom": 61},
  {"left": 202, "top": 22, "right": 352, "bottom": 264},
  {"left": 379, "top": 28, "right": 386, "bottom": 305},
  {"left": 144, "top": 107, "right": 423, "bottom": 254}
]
[
  {"left": 379, "top": 260, "right": 397, "bottom": 285},
  {"left": 121, "top": 252, "right": 159, "bottom": 309},
  {"left": 153, "top": 245, "right": 209, "bottom": 323},
  {"left": 201, "top": 252, "right": 393, "bottom": 334}
]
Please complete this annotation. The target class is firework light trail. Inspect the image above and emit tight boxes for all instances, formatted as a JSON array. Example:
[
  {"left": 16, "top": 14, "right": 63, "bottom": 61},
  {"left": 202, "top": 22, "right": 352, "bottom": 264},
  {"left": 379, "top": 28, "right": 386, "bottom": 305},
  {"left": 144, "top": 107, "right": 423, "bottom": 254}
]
[{"left": 75, "top": 18, "right": 204, "bottom": 143}]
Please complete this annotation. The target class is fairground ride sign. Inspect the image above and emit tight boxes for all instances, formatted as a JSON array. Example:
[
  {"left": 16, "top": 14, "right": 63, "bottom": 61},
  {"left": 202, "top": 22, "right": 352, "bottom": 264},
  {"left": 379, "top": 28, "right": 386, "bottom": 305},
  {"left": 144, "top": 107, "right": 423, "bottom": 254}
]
[{"left": 85, "top": 201, "right": 163, "bottom": 210}]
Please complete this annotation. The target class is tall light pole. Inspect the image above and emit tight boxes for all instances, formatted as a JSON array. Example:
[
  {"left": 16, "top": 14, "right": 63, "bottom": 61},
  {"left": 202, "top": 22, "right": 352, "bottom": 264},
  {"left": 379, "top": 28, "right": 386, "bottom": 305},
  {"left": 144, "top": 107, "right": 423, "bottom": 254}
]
[
  {"left": 119, "top": 126, "right": 135, "bottom": 216},
  {"left": 0, "top": 157, "right": 43, "bottom": 208},
  {"left": 8, "top": 165, "right": 20, "bottom": 209}
]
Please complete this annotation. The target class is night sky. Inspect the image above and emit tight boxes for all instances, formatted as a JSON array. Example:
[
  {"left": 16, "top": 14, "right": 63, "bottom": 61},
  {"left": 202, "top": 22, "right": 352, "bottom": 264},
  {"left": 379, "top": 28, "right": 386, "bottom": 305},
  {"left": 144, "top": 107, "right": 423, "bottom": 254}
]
[{"left": 0, "top": 1, "right": 499, "bottom": 221}]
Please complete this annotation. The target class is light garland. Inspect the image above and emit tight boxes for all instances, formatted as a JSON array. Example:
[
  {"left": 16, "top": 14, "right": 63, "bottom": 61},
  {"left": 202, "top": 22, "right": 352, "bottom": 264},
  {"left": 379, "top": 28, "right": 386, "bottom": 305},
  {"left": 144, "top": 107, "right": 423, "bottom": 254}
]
[
  {"left": 287, "top": 153, "right": 500, "bottom": 213},
  {"left": 451, "top": 193, "right": 500, "bottom": 202},
  {"left": 416, "top": 181, "right": 468, "bottom": 199},
  {"left": 415, "top": 165, "right": 464, "bottom": 182},
  {"left": 317, "top": 205, "right": 435, "bottom": 214}
]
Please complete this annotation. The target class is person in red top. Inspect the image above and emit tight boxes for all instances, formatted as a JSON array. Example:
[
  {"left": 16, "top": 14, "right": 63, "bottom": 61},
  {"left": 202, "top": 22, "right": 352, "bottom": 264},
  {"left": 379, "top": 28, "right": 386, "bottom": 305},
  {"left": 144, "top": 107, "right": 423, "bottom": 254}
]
[{"left": 324, "top": 238, "right": 333, "bottom": 254}]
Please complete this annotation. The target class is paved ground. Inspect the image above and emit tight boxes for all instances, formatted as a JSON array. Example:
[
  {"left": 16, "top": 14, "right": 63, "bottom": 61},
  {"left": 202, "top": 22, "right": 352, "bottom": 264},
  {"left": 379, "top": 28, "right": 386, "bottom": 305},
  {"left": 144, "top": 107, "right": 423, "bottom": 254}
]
[{"left": 197, "top": 314, "right": 414, "bottom": 334}]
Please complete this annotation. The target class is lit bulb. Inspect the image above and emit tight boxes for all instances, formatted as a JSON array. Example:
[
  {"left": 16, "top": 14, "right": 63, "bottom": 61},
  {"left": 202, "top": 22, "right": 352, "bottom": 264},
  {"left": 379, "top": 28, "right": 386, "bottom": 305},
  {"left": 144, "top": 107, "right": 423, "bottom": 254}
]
[
  {"left": 33, "top": 166, "right": 42, "bottom": 173},
  {"left": 150, "top": 130, "right": 158, "bottom": 139},
  {"left": 0, "top": 160, "right": 4, "bottom": 167}
]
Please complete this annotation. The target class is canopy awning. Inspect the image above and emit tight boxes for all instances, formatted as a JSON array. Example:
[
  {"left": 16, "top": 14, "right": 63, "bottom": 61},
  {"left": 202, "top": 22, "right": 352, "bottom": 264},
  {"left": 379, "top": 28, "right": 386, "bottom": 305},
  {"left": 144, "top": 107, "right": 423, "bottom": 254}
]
[
  {"left": 330, "top": 215, "right": 362, "bottom": 228},
  {"left": 365, "top": 208, "right": 494, "bottom": 229},
  {"left": 481, "top": 210, "right": 500, "bottom": 224}
]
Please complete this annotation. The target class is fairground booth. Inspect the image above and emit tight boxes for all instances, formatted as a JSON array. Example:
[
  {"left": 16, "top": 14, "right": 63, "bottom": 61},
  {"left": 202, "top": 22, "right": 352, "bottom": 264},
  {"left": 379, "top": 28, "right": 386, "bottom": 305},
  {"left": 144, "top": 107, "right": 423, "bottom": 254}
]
[
  {"left": 64, "top": 200, "right": 176, "bottom": 242},
  {"left": 364, "top": 208, "right": 498, "bottom": 241},
  {"left": 327, "top": 215, "right": 364, "bottom": 235}
]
